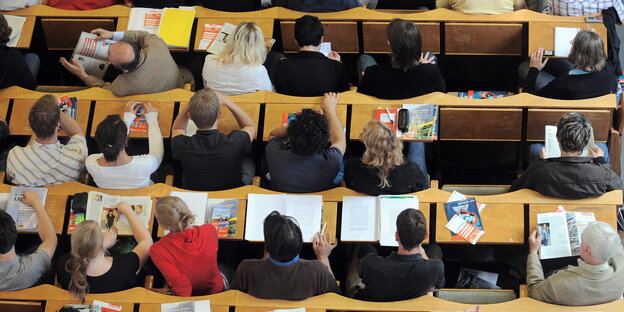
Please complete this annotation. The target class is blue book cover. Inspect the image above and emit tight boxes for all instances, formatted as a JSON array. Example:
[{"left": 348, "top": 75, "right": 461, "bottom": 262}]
[{"left": 443, "top": 198, "right": 483, "bottom": 238}]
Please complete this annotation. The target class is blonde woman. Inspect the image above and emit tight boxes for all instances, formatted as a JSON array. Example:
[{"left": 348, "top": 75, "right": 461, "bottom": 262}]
[
  {"left": 149, "top": 196, "right": 224, "bottom": 296},
  {"left": 55, "top": 202, "right": 153, "bottom": 303},
  {"left": 202, "top": 22, "right": 273, "bottom": 95},
  {"left": 344, "top": 121, "right": 427, "bottom": 195}
]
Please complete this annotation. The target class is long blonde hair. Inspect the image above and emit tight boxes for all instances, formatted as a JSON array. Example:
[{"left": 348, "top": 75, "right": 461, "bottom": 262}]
[
  {"left": 361, "top": 121, "right": 405, "bottom": 188},
  {"left": 66, "top": 221, "right": 104, "bottom": 303},
  {"left": 155, "top": 196, "right": 195, "bottom": 233},
  {"left": 216, "top": 22, "right": 267, "bottom": 66}
]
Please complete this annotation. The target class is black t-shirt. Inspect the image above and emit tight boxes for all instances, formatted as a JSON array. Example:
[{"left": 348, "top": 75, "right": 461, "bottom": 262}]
[
  {"left": 56, "top": 252, "right": 139, "bottom": 294},
  {"left": 273, "top": 51, "right": 350, "bottom": 96},
  {"left": 344, "top": 158, "right": 427, "bottom": 196},
  {"left": 358, "top": 63, "right": 446, "bottom": 99},
  {"left": 172, "top": 130, "right": 251, "bottom": 191},
  {"left": 0, "top": 46, "right": 36, "bottom": 90}
]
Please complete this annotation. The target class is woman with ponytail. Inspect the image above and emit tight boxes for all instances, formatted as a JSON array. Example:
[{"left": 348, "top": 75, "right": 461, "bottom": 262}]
[
  {"left": 86, "top": 101, "right": 163, "bottom": 189},
  {"left": 56, "top": 202, "right": 153, "bottom": 302},
  {"left": 344, "top": 120, "right": 427, "bottom": 196},
  {"left": 149, "top": 196, "right": 224, "bottom": 296}
]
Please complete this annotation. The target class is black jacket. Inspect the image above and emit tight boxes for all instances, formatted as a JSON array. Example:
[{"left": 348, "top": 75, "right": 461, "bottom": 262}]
[
  {"left": 273, "top": 51, "right": 350, "bottom": 96},
  {"left": 344, "top": 158, "right": 427, "bottom": 196}
]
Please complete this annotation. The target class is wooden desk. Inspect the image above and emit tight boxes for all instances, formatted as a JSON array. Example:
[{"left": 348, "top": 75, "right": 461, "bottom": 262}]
[
  {"left": 528, "top": 21, "right": 608, "bottom": 55},
  {"left": 435, "top": 203, "right": 525, "bottom": 244},
  {"left": 194, "top": 17, "right": 274, "bottom": 51},
  {"left": 280, "top": 21, "right": 359, "bottom": 53},
  {"left": 0, "top": 14, "right": 36, "bottom": 49},
  {"left": 445, "top": 23, "right": 523, "bottom": 55},
  {"left": 362, "top": 22, "right": 440, "bottom": 54},
  {"left": 529, "top": 204, "right": 617, "bottom": 231},
  {"left": 526, "top": 108, "right": 611, "bottom": 142},
  {"left": 0, "top": 98, "right": 9, "bottom": 120},
  {"left": 90, "top": 100, "right": 175, "bottom": 138},
  {"left": 262, "top": 104, "right": 348, "bottom": 141},
  {"left": 0, "top": 184, "right": 66, "bottom": 235},
  {"left": 9, "top": 99, "right": 92, "bottom": 137},
  {"left": 178, "top": 102, "right": 261, "bottom": 137}
]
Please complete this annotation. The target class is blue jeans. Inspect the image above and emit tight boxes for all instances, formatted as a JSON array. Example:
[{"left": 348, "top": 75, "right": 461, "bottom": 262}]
[
  {"left": 518, "top": 59, "right": 573, "bottom": 90},
  {"left": 407, "top": 142, "right": 430, "bottom": 187},
  {"left": 528, "top": 142, "right": 610, "bottom": 163},
  {"left": 23, "top": 53, "right": 40, "bottom": 79}
]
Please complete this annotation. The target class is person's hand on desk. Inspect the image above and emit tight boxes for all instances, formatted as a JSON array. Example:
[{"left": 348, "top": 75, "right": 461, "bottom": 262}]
[
  {"left": 530, "top": 47, "right": 549, "bottom": 71},
  {"left": 91, "top": 28, "right": 114, "bottom": 41},
  {"left": 21, "top": 190, "right": 42, "bottom": 208},
  {"left": 59, "top": 58, "right": 88, "bottom": 79},
  {"left": 539, "top": 147, "right": 546, "bottom": 160},
  {"left": 528, "top": 229, "right": 542, "bottom": 254},
  {"left": 328, "top": 51, "right": 341, "bottom": 62}
]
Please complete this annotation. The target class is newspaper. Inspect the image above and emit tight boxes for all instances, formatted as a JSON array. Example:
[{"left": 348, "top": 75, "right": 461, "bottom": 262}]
[
  {"left": 72, "top": 32, "right": 115, "bottom": 79},
  {"left": 85, "top": 191, "right": 152, "bottom": 235},
  {"left": 6, "top": 187, "right": 48, "bottom": 230},
  {"left": 544, "top": 125, "right": 595, "bottom": 158},
  {"left": 537, "top": 211, "right": 595, "bottom": 259}
]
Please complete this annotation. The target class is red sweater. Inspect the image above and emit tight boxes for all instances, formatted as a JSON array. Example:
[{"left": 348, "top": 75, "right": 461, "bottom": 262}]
[
  {"left": 150, "top": 224, "right": 224, "bottom": 296},
  {"left": 46, "top": 0, "right": 125, "bottom": 10}
]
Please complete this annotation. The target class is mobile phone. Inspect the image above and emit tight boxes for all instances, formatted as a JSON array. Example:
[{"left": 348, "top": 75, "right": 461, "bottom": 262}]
[
  {"left": 585, "top": 16, "right": 602, "bottom": 23},
  {"left": 543, "top": 49, "right": 554, "bottom": 56},
  {"left": 133, "top": 102, "right": 145, "bottom": 115}
]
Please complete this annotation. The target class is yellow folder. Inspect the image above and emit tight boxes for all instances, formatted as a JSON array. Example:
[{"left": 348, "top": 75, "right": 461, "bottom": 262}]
[{"left": 157, "top": 8, "right": 195, "bottom": 48}]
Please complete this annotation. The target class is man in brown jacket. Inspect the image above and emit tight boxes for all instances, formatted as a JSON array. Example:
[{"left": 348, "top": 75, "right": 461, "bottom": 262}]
[{"left": 60, "top": 28, "right": 191, "bottom": 96}]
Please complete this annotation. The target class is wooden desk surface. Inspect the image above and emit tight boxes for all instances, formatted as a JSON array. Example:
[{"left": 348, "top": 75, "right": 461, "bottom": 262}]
[
  {"left": 179, "top": 101, "right": 261, "bottom": 137},
  {"left": 435, "top": 203, "right": 524, "bottom": 244},
  {"left": 90, "top": 100, "right": 175, "bottom": 138},
  {"left": 529, "top": 204, "right": 617, "bottom": 231},
  {"left": 9, "top": 99, "right": 92, "bottom": 136},
  {"left": 0, "top": 184, "right": 66, "bottom": 235},
  {"left": 262, "top": 104, "right": 348, "bottom": 141},
  {"left": 528, "top": 21, "right": 608, "bottom": 55},
  {"left": 194, "top": 17, "right": 274, "bottom": 51}
]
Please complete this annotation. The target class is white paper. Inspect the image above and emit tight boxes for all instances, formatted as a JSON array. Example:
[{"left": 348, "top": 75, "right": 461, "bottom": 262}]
[
  {"left": 319, "top": 42, "right": 331, "bottom": 57},
  {"left": 206, "top": 23, "right": 237, "bottom": 55},
  {"left": 161, "top": 299, "right": 210, "bottom": 312},
  {"left": 72, "top": 32, "right": 114, "bottom": 78},
  {"left": 545, "top": 125, "right": 595, "bottom": 158},
  {"left": 6, "top": 187, "right": 48, "bottom": 230},
  {"left": 340, "top": 196, "right": 378, "bottom": 241},
  {"left": 538, "top": 212, "right": 572, "bottom": 259},
  {"left": 554, "top": 27, "right": 580, "bottom": 57},
  {"left": 4, "top": 15, "right": 26, "bottom": 48},
  {"left": 245, "top": 194, "right": 286, "bottom": 241},
  {"left": 378, "top": 195, "right": 419, "bottom": 247},
  {"left": 0, "top": 193, "right": 9, "bottom": 211},
  {"left": 169, "top": 192, "right": 207, "bottom": 227},
  {"left": 127, "top": 8, "right": 163, "bottom": 34},
  {"left": 284, "top": 195, "right": 323, "bottom": 242},
  {"left": 92, "top": 300, "right": 122, "bottom": 311}
]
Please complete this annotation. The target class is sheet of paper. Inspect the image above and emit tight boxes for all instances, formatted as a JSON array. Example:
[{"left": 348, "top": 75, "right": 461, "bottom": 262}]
[
  {"left": 161, "top": 299, "right": 210, "bottom": 312},
  {"left": 554, "top": 27, "right": 580, "bottom": 57},
  {"left": 170, "top": 192, "right": 208, "bottom": 227},
  {"left": 285, "top": 195, "right": 323, "bottom": 242},
  {"left": 538, "top": 212, "right": 571, "bottom": 259},
  {"left": 567, "top": 211, "right": 595, "bottom": 255},
  {"left": 127, "top": 8, "right": 162, "bottom": 34},
  {"left": 340, "top": 196, "right": 378, "bottom": 241},
  {"left": 319, "top": 42, "right": 331, "bottom": 57},
  {"left": 245, "top": 194, "right": 285, "bottom": 241},
  {"left": 4, "top": 15, "right": 26, "bottom": 47},
  {"left": 378, "top": 195, "right": 419, "bottom": 247},
  {"left": 544, "top": 125, "right": 560, "bottom": 158}
]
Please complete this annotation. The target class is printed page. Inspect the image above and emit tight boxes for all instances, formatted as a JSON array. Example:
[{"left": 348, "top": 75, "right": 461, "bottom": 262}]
[
  {"left": 378, "top": 195, "right": 419, "bottom": 247},
  {"left": 537, "top": 212, "right": 572, "bottom": 259},
  {"left": 554, "top": 27, "right": 580, "bottom": 57},
  {"left": 170, "top": 191, "right": 207, "bottom": 226},
  {"left": 544, "top": 125, "right": 561, "bottom": 158},
  {"left": 198, "top": 24, "right": 222, "bottom": 50},
  {"left": 4, "top": 15, "right": 26, "bottom": 47},
  {"left": 566, "top": 211, "right": 595, "bottom": 256},
  {"left": 116, "top": 196, "right": 152, "bottom": 235},
  {"left": 74, "top": 32, "right": 114, "bottom": 60},
  {"left": 207, "top": 198, "right": 239, "bottom": 238},
  {"left": 285, "top": 195, "right": 323, "bottom": 243},
  {"left": 206, "top": 23, "right": 236, "bottom": 55},
  {"left": 71, "top": 54, "right": 109, "bottom": 79},
  {"left": 579, "top": 127, "right": 596, "bottom": 157},
  {"left": 340, "top": 196, "right": 378, "bottom": 242},
  {"left": 6, "top": 187, "right": 48, "bottom": 230},
  {"left": 127, "top": 8, "right": 162, "bottom": 34},
  {"left": 85, "top": 191, "right": 106, "bottom": 224},
  {"left": 245, "top": 194, "right": 285, "bottom": 241},
  {"left": 401, "top": 104, "right": 437, "bottom": 140},
  {"left": 319, "top": 42, "right": 331, "bottom": 57}
]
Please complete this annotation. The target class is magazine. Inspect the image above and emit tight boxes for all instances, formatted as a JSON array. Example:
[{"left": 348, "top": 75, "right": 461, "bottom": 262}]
[
  {"left": 6, "top": 187, "right": 48, "bottom": 230},
  {"left": 205, "top": 23, "right": 237, "bottom": 55},
  {"left": 58, "top": 95, "right": 78, "bottom": 120},
  {"left": 443, "top": 198, "right": 485, "bottom": 245},
  {"left": 85, "top": 191, "right": 152, "bottom": 235},
  {"left": 544, "top": 125, "right": 595, "bottom": 158},
  {"left": 537, "top": 211, "right": 595, "bottom": 259},
  {"left": 4, "top": 15, "right": 26, "bottom": 47},
  {"left": 72, "top": 32, "right": 115, "bottom": 79},
  {"left": 401, "top": 104, "right": 438, "bottom": 140},
  {"left": 92, "top": 300, "right": 122, "bottom": 312},
  {"left": 455, "top": 268, "right": 500, "bottom": 289},
  {"left": 161, "top": 300, "right": 210, "bottom": 312},
  {"left": 127, "top": 7, "right": 163, "bottom": 35},
  {"left": 373, "top": 108, "right": 399, "bottom": 134},
  {"left": 207, "top": 198, "right": 239, "bottom": 238}
]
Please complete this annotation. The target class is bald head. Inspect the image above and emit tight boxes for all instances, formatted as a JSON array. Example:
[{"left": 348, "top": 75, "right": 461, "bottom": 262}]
[{"left": 108, "top": 40, "right": 141, "bottom": 72}]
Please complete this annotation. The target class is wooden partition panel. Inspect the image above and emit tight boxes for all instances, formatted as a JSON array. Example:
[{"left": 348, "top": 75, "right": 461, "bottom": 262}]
[
  {"left": 178, "top": 102, "right": 261, "bottom": 136},
  {"left": 528, "top": 21, "right": 608, "bottom": 55},
  {"left": 90, "top": 101, "right": 175, "bottom": 138},
  {"left": 41, "top": 18, "right": 115, "bottom": 50},
  {"left": 445, "top": 23, "right": 523, "bottom": 55},
  {"left": 529, "top": 204, "right": 617, "bottom": 230},
  {"left": 362, "top": 22, "right": 440, "bottom": 53},
  {"left": 439, "top": 108, "right": 522, "bottom": 141},
  {"left": 280, "top": 21, "right": 359, "bottom": 53},
  {"left": 526, "top": 109, "right": 611, "bottom": 142},
  {"left": 194, "top": 17, "right": 275, "bottom": 51},
  {"left": 9, "top": 99, "right": 92, "bottom": 137},
  {"left": 262, "top": 104, "right": 348, "bottom": 141},
  {"left": 0, "top": 98, "right": 9, "bottom": 120},
  {"left": 0, "top": 301, "right": 42, "bottom": 312}
]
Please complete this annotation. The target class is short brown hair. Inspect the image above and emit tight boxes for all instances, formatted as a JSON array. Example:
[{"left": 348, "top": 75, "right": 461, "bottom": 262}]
[
  {"left": 569, "top": 30, "right": 606, "bottom": 72},
  {"left": 0, "top": 15, "right": 11, "bottom": 45},
  {"left": 396, "top": 209, "right": 427, "bottom": 250},
  {"left": 387, "top": 18, "right": 422, "bottom": 71},
  {"left": 188, "top": 88, "right": 220, "bottom": 129},
  {"left": 29, "top": 94, "right": 60, "bottom": 139}
]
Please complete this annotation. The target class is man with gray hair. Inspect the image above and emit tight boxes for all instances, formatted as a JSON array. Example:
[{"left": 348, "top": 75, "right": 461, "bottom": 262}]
[
  {"left": 510, "top": 112, "right": 623, "bottom": 199},
  {"left": 526, "top": 221, "right": 624, "bottom": 305}
]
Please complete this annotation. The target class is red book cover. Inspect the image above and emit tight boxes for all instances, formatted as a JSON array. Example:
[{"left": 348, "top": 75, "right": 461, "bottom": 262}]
[{"left": 373, "top": 108, "right": 398, "bottom": 134}]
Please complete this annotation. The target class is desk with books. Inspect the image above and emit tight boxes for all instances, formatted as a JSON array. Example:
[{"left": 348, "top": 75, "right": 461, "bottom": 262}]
[
  {"left": 529, "top": 204, "right": 618, "bottom": 233},
  {"left": 262, "top": 104, "right": 348, "bottom": 141},
  {"left": 90, "top": 100, "right": 175, "bottom": 139},
  {"left": 528, "top": 21, "right": 608, "bottom": 56},
  {"left": 0, "top": 184, "right": 66, "bottom": 235},
  {"left": 9, "top": 98, "right": 92, "bottom": 137}
]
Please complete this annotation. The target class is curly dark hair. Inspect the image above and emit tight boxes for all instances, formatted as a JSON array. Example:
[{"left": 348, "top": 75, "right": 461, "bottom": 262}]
[
  {"left": 287, "top": 109, "right": 329, "bottom": 156},
  {"left": 0, "top": 15, "right": 12, "bottom": 45}
]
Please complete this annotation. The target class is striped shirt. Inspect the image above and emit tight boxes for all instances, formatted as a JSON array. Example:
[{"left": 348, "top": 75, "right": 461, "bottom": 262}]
[
  {"left": 7, "top": 135, "right": 88, "bottom": 187},
  {"left": 543, "top": 0, "right": 624, "bottom": 21}
]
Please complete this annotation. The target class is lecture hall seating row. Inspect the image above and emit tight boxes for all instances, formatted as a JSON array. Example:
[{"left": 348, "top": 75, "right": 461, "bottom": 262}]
[
  {"left": 0, "top": 5, "right": 608, "bottom": 56},
  {"left": 1, "top": 86, "right": 619, "bottom": 174}
]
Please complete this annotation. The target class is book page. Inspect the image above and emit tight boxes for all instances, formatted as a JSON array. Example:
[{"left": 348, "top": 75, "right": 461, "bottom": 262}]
[
  {"left": 379, "top": 195, "right": 419, "bottom": 247},
  {"left": 71, "top": 54, "right": 109, "bottom": 79},
  {"left": 554, "top": 27, "right": 580, "bottom": 57},
  {"left": 127, "top": 8, "right": 162, "bottom": 34},
  {"left": 198, "top": 24, "right": 222, "bottom": 50},
  {"left": 4, "top": 15, "right": 26, "bottom": 47},
  {"left": 319, "top": 42, "right": 331, "bottom": 57},
  {"left": 169, "top": 192, "right": 207, "bottom": 227},
  {"left": 566, "top": 211, "right": 595, "bottom": 255},
  {"left": 285, "top": 195, "right": 323, "bottom": 243},
  {"left": 206, "top": 23, "right": 236, "bottom": 55},
  {"left": 340, "top": 196, "right": 378, "bottom": 241},
  {"left": 116, "top": 196, "right": 152, "bottom": 235},
  {"left": 6, "top": 187, "right": 48, "bottom": 230},
  {"left": 74, "top": 32, "right": 114, "bottom": 60},
  {"left": 544, "top": 125, "right": 560, "bottom": 158},
  {"left": 579, "top": 126, "right": 596, "bottom": 157},
  {"left": 162, "top": 300, "right": 211, "bottom": 312},
  {"left": 537, "top": 212, "right": 572, "bottom": 259},
  {"left": 245, "top": 194, "right": 285, "bottom": 241}
]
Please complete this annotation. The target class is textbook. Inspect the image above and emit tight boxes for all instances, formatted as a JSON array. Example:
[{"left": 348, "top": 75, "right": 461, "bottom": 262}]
[
  {"left": 401, "top": 104, "right": 438, "bottom": 140},
  {"left": 4, "top": 15, "right": 26, "bottom": 47},
  {"left": 72, "top": 32, "right": 115, "bottom": 79},
  {"left": 168, "top": 192, "right": 239, "bottom": 238},
  {"left": 340, "top": 195, "right": 419, "bottom": 247},
  {"left": 162, "top": 300, "right": 210, "bottom": 312},
  {"left": 245, "top": 194, "right": 323, "bottom": 242},
  {"left": 85, "top": 191, "right": 152, "bottom": 235},
  {"left": 537, "top": 210, "right": 595, "bottom": 260},
  {"left": 554, "top": 27, "right": 580, "bottom": 57},
  {"left": 443, "top": 198, "right": 485, "bottom": 245},
  {"left": 6, "top": 187, "right": 48, "bottom": 230},
  {"left": 456, "top": 91, "right": 511, "bottom": 99},
  {"left": 58, "top": 95, "right": 78, "bottom": 120},
  {"left": 544, "top": 125, "right": 595, "bottom": 158},
  {"left": 128, "top": 7, "right": 196, "bottom": 48}
]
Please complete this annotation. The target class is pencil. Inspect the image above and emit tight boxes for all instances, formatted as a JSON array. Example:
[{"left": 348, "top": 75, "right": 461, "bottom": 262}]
[
  {"left": 321, "top": 222, "right": 327, "bottom": 235},
  {"left": 385, "top": 107, "right": 395, "bottom": 125}
]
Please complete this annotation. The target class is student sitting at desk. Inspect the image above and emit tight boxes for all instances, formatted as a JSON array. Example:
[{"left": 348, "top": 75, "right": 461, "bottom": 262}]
[
  {"left": 56, "top": 202, "right": 153, "bottom": 303},
  {"left": 0, "top": 191, "right": 57, "bottom": 291},
  {"left": 436, "top": 0, "right": 526, "bottom": 14},
  {"left": 0, "top": 15, "right": 37, "bottom": 90},
  {"left": 541, "top": 0, "right": 624, "bottom": 21},
  {"left": 150, "top": 196, "right": 224, "bottom": 296},
  {"left": 231, "top": 211, "right": 340, "bottom": 300},
  {"left": 86, "top": 102, "right": 163, "bottom": 189},
  {"left": 265, "top": 92, "right": 346, "bottom": 193},
  {"left": 345, "top": 121, "right": 427, "bottom": 196},
  {"left": 202, "top": 22, "right": 273, "bottom": 96}
]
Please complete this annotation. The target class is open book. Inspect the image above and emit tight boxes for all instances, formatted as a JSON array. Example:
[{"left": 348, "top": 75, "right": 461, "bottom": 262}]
[
  {"left": 85, "top": 191, "right": 152, "bottom": 235},
  {"left": 4, "top": 15, "right": 26, "bottom": 47},
  {"left": 341, "top": 195, "right": 419, "bottom": 247},
  {"left": 544, "top": 125, "right": 595, "bottom": 158},
  {"left": 5, "top": 187, "right": 48, "bottom": 230},
  {"left": 537, "top": 210, "right": 595, "bottom": 259},
  {"left": 72, "top": 32, "right": 115, "bottom": 79},
  {"left": 169, "top": 192, "right": 239, "bottom": 238},
  {"left": 245, "top": 194, "right": 323, "bottom": 242},
  {"left": 128, "top": 7, "right": 195, "bottom": 48}
]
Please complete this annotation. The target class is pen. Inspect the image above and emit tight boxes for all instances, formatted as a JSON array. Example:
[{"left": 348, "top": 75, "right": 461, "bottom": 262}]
[
  {"left": 321, "top": 222, "right": 327, "bottom": 235},
  {"left": 385, "top": 107, "right": 395, "bottom": 125}
]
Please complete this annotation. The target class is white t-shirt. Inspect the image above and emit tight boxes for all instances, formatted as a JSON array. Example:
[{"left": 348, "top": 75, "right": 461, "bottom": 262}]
[{"left": 202, "top": 54, "right": 274, "bottom": 96}]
